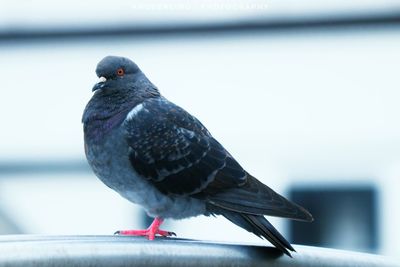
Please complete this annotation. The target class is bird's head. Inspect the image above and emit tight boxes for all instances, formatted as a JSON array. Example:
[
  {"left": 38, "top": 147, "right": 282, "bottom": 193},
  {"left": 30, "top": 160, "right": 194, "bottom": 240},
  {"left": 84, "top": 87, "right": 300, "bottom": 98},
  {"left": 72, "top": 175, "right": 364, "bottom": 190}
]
[
  {"left": 92, "top": 56, "right": 144, "bottom": 92},
  {"left": 84, "top": 56, "right": 160, "bottom": 124}
]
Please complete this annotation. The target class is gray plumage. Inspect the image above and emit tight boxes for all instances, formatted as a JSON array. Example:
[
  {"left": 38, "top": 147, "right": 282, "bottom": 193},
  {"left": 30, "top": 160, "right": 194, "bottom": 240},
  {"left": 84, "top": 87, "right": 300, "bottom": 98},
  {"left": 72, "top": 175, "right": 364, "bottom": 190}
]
[{"left": 83, "top": 56, "right": 313, "bottom": 256}]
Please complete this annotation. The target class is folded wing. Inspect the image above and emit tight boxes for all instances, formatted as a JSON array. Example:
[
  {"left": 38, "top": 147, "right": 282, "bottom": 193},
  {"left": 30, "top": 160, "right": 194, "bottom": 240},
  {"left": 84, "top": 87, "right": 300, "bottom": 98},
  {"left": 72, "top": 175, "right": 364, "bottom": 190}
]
[{"left": 124, "top": 97, "right": 312, "bottom": 222}]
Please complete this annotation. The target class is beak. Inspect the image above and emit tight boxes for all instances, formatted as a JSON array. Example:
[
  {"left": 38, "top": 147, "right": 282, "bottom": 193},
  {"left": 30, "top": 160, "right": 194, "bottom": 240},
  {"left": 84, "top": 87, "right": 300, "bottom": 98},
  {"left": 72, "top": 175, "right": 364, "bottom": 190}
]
[{"left": 92, "top": 76, "right": 107, "bottom": 92}]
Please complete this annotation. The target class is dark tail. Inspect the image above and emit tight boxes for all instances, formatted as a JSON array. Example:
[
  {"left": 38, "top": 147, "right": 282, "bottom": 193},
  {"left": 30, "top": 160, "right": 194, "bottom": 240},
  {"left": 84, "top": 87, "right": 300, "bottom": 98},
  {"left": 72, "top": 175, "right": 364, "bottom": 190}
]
[
  {"left": 207, "top": 174, "right": 313, "bottom": 222},
  {"left": 212, "top": 208, "right": 295, "bottom": 257}
]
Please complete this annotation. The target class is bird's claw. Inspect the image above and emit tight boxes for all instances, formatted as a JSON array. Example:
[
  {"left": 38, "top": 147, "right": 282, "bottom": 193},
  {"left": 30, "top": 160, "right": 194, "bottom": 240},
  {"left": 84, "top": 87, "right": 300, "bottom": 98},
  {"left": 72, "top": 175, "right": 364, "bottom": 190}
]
[
  {"left": 114, "top": 229, "right": 176, "bottom": 239},
  {"left": 168, "top": 231, "right": 177, "bottom": 237}
]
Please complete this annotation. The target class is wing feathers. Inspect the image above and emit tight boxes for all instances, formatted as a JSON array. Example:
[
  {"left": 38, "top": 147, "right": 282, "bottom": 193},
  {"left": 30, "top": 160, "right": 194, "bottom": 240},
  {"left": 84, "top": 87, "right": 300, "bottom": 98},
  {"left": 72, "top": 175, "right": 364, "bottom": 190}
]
[{"left": 125, "top": 97, "right": 312, "bottom": 222}]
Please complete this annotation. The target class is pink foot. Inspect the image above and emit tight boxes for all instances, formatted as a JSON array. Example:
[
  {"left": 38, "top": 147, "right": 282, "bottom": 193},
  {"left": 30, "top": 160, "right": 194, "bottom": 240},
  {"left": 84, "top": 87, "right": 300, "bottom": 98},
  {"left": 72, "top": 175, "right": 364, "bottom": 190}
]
[{"left": 114, "top": 217, "right": 176, "bottom": 240}]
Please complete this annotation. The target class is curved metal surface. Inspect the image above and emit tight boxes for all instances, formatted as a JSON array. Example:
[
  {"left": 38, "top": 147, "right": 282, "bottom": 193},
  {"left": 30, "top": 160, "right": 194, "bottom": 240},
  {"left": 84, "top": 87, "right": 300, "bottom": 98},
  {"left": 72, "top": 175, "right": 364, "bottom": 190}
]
[{"left": 0, "top": 235, "right": 397, "bottom": 267}]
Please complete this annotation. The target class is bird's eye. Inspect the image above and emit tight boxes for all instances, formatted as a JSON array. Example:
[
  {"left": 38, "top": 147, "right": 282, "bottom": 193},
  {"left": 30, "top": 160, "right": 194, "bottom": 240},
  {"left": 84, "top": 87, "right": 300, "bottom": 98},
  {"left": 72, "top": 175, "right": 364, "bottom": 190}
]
[{"left": 116, "top": 68, "right": 125, "bottom": 76}]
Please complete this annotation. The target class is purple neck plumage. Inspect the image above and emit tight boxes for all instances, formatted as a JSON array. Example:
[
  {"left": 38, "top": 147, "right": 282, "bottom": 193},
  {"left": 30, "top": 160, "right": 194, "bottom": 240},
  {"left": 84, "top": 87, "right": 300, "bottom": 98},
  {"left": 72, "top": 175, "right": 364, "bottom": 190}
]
[
  {"left": 83, "top": 74, "right": 160, "bottom": 142},
  {"left": 83, "top": 106, "right": 134, "bottom": 142},
  {"left": 82, "top": 91, "right": 142, "bottom": 142}
]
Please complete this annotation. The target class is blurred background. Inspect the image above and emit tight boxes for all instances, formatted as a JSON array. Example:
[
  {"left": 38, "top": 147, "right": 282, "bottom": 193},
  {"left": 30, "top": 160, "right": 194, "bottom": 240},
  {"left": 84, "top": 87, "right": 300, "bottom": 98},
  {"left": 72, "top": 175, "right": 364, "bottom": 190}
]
[{"left": 0, "top": 0, "right": 399, "bottom": 259}]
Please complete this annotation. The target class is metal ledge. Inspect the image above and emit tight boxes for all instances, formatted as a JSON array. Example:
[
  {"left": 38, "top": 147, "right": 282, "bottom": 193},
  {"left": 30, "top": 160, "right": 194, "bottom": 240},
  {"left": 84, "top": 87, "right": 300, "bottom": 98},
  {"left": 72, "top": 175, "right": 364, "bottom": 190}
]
[{"left": 0, "top": 235, "right": 397, "bottom": 267}]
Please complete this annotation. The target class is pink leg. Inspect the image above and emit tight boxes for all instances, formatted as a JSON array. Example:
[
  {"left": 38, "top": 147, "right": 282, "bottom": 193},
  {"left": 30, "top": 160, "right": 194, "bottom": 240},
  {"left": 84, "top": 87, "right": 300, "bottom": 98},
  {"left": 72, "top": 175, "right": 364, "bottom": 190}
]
[{"left": 115, "top": 217, "right": 176, "bottom": 240}]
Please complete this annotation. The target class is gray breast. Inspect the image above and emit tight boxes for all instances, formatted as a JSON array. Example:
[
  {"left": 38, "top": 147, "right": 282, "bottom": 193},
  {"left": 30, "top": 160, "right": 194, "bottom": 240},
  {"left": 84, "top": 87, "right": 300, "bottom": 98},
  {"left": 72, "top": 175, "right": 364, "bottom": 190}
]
[{"left": 85, "top": 124, "right": 206, "bottom": 219}]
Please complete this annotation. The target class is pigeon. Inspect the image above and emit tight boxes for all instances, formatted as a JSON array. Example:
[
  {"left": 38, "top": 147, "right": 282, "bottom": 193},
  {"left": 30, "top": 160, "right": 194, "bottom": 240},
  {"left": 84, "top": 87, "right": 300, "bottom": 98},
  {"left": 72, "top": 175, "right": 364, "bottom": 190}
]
[{"left": 82, "top": 56, "right": 313, "bottom": 257}]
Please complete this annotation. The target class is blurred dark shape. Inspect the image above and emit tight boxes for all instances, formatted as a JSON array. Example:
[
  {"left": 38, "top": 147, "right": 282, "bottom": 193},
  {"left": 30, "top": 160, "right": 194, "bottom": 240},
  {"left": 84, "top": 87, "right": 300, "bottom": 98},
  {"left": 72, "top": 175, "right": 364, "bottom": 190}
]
[
  {"left": 1, "top": 11, "right": 400, "bottom": 44},
  {"left": 0, "top": 161, "right": 90, "bottom": 176},
  {"left": 289, "top": 186, "right": 378, "bottom": 253}
]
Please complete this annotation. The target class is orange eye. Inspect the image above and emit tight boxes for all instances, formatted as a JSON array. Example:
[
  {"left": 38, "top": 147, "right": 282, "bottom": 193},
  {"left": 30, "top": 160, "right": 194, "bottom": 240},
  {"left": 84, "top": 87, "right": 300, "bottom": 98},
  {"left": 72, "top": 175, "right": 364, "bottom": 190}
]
[{"left": 116, "top": 68, "right": 125, "bottom": 76}]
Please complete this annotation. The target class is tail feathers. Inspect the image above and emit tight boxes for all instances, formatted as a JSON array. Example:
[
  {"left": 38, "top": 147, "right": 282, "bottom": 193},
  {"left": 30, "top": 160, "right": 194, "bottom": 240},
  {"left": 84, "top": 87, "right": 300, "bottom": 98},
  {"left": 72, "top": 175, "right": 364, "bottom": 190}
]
[
  {"left": 207, "top": 174, "right": 313, "bottom": 222},
  {"left": 219, "top": 209, "right": 294, "bottom": 257}
]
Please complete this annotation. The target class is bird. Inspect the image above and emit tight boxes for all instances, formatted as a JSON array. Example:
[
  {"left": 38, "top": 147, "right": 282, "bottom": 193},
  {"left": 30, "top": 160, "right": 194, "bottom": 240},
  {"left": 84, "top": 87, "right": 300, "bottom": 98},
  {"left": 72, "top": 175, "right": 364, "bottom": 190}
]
[{"left": 82, "top": 56, "right": 313, "bottom": 257}]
